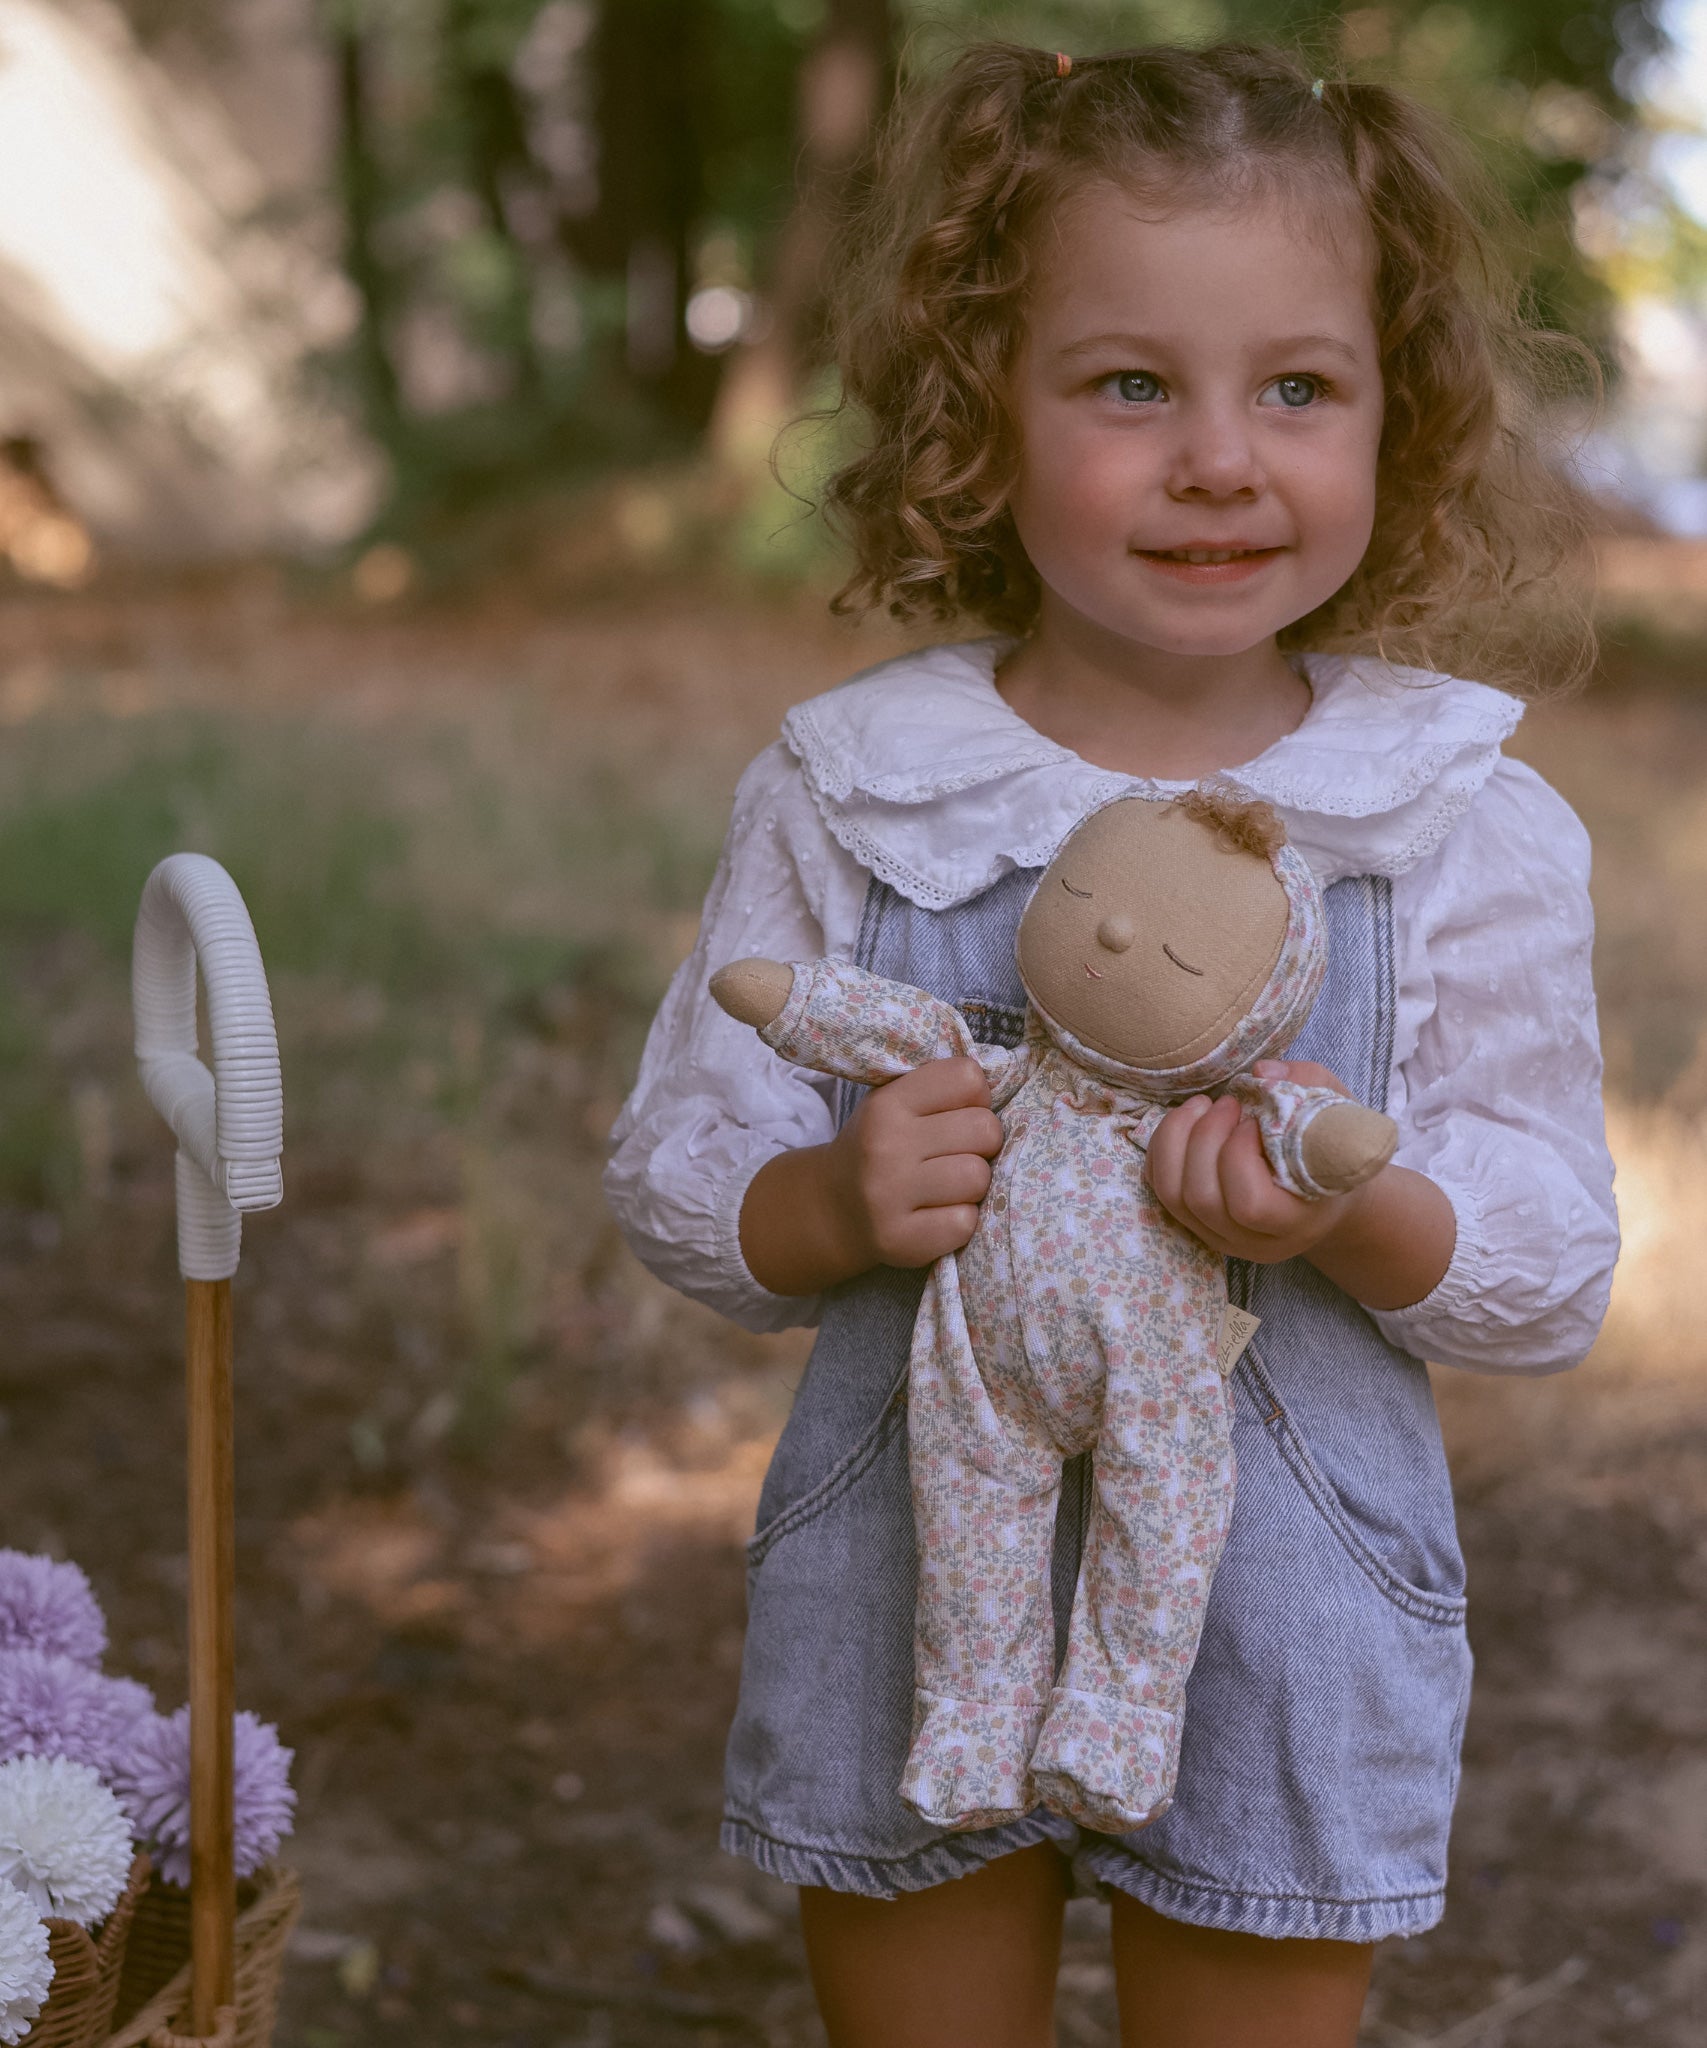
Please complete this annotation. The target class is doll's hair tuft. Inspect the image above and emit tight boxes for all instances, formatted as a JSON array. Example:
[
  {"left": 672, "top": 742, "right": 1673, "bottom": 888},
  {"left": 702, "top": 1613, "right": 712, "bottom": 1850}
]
[
  {"left": 1173, "top": 787, "right": 1288, "bottom": 861},
  {"left": 820, "top": 41, "right": 1597, "bottom": 697}
]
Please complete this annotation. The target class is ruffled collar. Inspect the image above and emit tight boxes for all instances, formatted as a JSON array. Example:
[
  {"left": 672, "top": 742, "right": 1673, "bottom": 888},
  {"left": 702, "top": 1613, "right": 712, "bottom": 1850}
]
[{"left": 782, "top": 638, "right": 1523, "bottom": 908}]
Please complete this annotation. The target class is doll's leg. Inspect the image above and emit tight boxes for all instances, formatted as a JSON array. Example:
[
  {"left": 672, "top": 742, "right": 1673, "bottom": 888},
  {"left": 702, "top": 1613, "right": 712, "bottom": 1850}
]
[
  {"left": 901, "top": 1266, "right": 1062, "bottom": 1830},
  {"left": 1029, "top": 1365, "right": 1233, "bottom": 1834}
]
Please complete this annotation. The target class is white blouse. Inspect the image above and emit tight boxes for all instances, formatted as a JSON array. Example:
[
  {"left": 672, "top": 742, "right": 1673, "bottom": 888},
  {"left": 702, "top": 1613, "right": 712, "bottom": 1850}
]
[{"left": 604, "top": 641, "right": 1619, "bottom": 1376}]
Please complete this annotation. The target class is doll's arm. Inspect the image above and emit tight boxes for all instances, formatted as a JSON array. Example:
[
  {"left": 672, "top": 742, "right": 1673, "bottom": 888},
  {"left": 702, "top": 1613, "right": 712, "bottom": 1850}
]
[
  {"left": 711, "top": 955, "right": 1018, "bottom": 1093},
  {"left": 1228, "top": 1072, "right": 1398, "bottom": 1200}
]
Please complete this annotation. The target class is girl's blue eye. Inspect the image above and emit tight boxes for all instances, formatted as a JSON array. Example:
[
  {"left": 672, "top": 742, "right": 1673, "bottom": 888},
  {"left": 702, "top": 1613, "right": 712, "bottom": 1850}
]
[
  {"left": 1264, "top": 375, "right": 1322, "bottom": 409},
  {"left": 1111, "top": 371, "right": 1163, "bottom": 404}
]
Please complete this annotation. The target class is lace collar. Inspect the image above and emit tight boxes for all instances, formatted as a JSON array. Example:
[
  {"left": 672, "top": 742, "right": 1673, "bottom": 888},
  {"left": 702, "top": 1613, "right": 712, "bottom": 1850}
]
[{"left": 781, "top": 638, "right": 1524, "bottom": 909}]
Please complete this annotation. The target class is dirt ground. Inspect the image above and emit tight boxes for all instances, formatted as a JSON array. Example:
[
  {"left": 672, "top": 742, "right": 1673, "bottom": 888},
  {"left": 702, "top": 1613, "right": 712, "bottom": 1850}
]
[{"left": 0, "top": 575, "right": 1703, "bottom": 2047}]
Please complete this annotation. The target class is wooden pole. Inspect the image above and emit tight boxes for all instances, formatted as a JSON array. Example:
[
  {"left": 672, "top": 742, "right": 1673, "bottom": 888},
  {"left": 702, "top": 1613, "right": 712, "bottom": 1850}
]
[{"left": 186, "top": 1276, "right": 236, "bottom": 2032}]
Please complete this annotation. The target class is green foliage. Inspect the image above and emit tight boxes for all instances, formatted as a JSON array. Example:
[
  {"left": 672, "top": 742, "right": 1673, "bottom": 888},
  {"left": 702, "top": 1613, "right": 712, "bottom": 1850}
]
[{"left": 317, "top": 0, "right": 1661, "bottom": 541}]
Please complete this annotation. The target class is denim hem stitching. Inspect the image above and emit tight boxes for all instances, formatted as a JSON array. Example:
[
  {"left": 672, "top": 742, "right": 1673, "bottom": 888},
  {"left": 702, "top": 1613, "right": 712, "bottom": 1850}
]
[
  {"left": 719, "top": 1813, "right": 1065, "bottom": 1901},
  {"left": 1084, "top": 1847, "right": 1446, "bottom": 1942}
]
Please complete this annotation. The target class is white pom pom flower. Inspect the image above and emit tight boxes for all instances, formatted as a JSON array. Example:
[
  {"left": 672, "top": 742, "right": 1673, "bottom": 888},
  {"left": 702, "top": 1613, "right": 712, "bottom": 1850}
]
[
  {"left": 0, "top": 1881, "right": 51, "bottom": 2045},
  {"left": 0, "top": 1755, "right": 133, "bottom": 1926}
]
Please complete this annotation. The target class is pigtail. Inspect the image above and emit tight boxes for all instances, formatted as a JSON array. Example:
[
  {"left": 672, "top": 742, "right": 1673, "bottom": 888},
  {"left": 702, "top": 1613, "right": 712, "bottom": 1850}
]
[
  {"left": 825, "top": 44, "right": 1058, "bottom": 628},
  {"left": 1288, "top": 82, "right": 1598, "bottom": 693}
]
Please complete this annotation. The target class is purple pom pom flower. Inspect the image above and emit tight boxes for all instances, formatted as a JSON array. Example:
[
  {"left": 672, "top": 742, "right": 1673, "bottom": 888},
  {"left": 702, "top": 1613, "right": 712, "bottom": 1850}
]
[
  {"left": 0, "top": 1652, "right": 153, "bottom": 1780},
  {"left": 0, "top": 1555, "right": 105, "bottom": 1667},
  {"left": 112, "top": 1708, "right": 294, "bottom": 1888}
]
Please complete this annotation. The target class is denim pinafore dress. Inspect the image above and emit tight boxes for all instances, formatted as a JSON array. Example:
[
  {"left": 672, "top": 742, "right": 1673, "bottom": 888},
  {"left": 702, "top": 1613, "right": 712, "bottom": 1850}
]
[{"left": 722, "top": 867, "right": 1472, "bottom": 1944}]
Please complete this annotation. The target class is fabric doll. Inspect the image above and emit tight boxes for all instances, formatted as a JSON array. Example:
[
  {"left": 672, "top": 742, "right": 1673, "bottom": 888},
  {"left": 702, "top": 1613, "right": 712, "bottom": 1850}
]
[{"left": 711, "top": 788, "right": 1397, "bottom": 1837}]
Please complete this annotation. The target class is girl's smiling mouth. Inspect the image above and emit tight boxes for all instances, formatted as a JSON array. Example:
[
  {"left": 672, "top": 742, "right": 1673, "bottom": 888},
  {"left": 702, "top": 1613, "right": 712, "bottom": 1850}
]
[{"left": 1136, "top": 546, "right": 1283, "bottom": 585}]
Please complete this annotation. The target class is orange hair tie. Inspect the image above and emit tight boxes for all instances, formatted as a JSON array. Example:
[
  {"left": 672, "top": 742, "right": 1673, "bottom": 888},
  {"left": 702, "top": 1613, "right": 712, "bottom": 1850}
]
[{"left": 1055, "top": 51, "right": 1072, "bottom": 78}]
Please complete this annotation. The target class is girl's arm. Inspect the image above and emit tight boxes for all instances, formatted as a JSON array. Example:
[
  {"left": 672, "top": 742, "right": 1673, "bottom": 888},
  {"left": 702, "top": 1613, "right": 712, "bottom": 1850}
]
[
  {"left": 602, "top": 743, "right": 864, "bottom": 1331},
  {"left": 714, "top": 958, "right": 1017, "bottom": 1296},
  {"left": 1363, "top": 760, "right": 1618, "bottom": 1375}
]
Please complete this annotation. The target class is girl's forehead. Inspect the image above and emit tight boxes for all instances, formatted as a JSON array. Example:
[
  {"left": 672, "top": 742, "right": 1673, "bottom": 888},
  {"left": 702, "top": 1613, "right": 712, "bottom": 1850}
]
[{"left": 1028, "top": 175, "right": 1377, "bottom": 334}]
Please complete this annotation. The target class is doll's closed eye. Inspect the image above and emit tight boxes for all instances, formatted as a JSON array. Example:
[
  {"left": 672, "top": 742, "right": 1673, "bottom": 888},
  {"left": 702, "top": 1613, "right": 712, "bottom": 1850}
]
[
  {"left": 1163, "top": 942, "right": 1205, "bottom": 976},
  {"left": 1060, "top": 878, "right": 1092, "bottom": 899}
]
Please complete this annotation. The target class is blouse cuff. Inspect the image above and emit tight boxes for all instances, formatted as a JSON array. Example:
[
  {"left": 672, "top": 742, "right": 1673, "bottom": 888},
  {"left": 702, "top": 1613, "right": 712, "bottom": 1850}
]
[
  {"left": 1369, "top": 1175, "right": 1488, "bottom": 1348},
  {"left": 711, "top": 1143, "right": 824, "bottom": 1332}
]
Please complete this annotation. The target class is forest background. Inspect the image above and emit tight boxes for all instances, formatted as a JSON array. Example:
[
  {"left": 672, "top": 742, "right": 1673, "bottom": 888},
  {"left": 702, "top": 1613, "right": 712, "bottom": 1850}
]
[{"left": 1, "top": 4, "right": 1706, "bottom": 2046}]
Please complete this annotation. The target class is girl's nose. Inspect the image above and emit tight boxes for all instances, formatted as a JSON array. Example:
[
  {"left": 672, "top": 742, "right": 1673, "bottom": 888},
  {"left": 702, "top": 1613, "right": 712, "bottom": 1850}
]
[
  {"left": 1097, "top": 914, "right": 1136, "bottom": 953},
  {"left": 1169, "top": 407, "right": 1263, "bottom": 499}
]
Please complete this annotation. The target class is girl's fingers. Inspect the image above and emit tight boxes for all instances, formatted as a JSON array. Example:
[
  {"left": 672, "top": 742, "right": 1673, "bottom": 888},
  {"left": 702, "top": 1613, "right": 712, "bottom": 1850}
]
[
  {"left": 1178, "top": 1095, "right": 1243, "bottom": 1226},
  {"left": 914, "top": 1153, "right": 993, "bottom": 1210},
  {"left": 1252, "top": 1058, "right": 1351, "bottom": 1097},
  {"left": 1145, "top": 1096, "right": 1212, "bottom": 1210},
  {"left": 919, "top": 1105, "right": 1007, "bottom": 1161},
  {"left": 884, "top": 1055, "right": 992, "bottom": 1113},
  {"left": 910, "top": 1206, "right": 983, "bottom": 1261},
  {"left": 1215, "top": 1115, "right": 1294, "bottom": 1235}
]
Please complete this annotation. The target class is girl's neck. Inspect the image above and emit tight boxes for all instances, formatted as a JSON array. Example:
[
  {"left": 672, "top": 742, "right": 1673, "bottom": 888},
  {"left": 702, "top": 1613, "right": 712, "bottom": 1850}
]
[{"left": 995, "top": 612, "right": 1312, "bottom": 782}]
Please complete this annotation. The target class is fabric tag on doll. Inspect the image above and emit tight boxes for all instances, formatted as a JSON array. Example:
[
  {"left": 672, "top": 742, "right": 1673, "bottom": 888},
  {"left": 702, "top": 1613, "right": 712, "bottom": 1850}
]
[{"left": 1217, "top": 1305, "right": 1262, "bottom": 1376}]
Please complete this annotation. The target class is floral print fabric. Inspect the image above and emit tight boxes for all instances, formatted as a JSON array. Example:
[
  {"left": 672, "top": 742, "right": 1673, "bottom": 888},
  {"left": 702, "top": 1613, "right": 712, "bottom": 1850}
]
[{"left": 759, "top": 946, "right": 1336, "bottom": 1833}]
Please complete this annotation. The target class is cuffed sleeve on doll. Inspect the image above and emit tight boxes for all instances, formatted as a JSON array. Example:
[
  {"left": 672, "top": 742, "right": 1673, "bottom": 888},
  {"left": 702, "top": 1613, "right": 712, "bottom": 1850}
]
[
  {"left": 761, "top": 957, "right": 1026, "bottom": 1100},
  {"left": 1228, "top": 1073, "right": 1368, "bottom": 1199},
  {"left": 603, "top": 744, "right": 868, "bottom": 1333},
  {"left": 1373, "top": 761, "right": 1619, "bottom": 1376}
]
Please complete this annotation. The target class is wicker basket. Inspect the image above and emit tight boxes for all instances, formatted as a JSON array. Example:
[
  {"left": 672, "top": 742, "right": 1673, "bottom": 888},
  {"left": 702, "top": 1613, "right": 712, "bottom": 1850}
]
[
  {"left": 99, "top": 1867, "right": 299, "bottom": 2048},
  {"left": 22, "top": 1855, "right": 153, "bottom": 2048}
]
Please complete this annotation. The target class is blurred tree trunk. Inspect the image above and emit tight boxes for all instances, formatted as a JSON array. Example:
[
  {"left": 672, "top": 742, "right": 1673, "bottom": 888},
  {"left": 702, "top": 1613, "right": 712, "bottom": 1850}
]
[
  {"left": 586, "top": 0, "right": 716, "bottom": 424},
  {"left": 444, "top": 0, "right": 543, "bottom": 395},
  {"left": 709, "top": 0, "right": 893, "bottom": 469},
  {"left": 332, "top": 15, "right": 401, "bottom": 439}
]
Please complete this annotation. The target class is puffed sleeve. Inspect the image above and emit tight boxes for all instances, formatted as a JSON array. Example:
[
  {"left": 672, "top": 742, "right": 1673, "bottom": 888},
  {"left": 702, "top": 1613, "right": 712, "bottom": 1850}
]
[
  {"left": 602, "top": 741, "right": 867, "bottom": 1333},
  {"left": 1371, "top": 758, "right": 1619, "bottom": 1375}
]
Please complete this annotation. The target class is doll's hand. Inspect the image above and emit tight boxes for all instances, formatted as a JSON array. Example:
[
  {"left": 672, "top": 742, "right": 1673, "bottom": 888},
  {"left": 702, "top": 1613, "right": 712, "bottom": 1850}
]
[{"left": 1146, "top": 1060, "right": 1369, "bottom": 1264}]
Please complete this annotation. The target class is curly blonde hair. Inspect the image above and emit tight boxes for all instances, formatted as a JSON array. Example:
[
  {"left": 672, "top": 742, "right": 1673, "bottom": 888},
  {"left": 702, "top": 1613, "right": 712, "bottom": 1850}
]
[
  {"left": 821, "top": 41, "right": 1596, "bottom": 696},
  {"left": 1173, "top": 786, "right": 1289, "bottom": 861}
]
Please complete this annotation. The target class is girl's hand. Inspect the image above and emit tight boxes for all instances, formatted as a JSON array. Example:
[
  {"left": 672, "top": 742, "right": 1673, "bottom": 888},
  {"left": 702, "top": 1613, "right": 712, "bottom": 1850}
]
[
  {"left": 1146, "top": 1060, "right": 1363, "bottom": 1266},
  {"left": 830, "top": 1057, "right": 1006, "bottom": 1268},
  {"left": 739, "top": 1057, "right": 1005, "bottom": 1295},
  {"left": 1147, "top": 1058, "right": 1457, "bottom": 1308}
]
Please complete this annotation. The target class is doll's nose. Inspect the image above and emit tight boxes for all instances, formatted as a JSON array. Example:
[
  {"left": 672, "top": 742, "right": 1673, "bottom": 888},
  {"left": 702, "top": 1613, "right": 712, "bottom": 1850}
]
[{"left": 1096, "top": 915, "right": 1136, "bottom": 953}]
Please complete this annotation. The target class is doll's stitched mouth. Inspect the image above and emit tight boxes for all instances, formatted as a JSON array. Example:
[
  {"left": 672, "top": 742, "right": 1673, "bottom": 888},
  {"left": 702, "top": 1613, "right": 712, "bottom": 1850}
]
[{"left": 1162, "top": 943, "right": 1205, "bottom": 976}]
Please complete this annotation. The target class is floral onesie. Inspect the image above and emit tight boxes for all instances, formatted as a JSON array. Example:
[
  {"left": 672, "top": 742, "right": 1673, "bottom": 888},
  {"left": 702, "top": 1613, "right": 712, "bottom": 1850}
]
[{"left": 757, "top": 877, "right": 1346, "bottom": 1838}]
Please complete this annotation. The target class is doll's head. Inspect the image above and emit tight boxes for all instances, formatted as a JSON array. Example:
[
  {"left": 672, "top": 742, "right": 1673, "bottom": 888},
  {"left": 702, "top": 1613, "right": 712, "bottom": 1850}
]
[
  {"left": 1016, "top": 788, "right": 1324, "bottom": 1091},
  {"left": 821, "top": 41, "right": 1592, "bottom": 695}
]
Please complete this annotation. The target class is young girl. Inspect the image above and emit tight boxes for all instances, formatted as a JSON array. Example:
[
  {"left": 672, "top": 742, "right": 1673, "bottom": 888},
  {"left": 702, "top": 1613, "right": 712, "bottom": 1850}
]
[{"left": 605, "top": 42, "right": 1619, "bottom": 2048}]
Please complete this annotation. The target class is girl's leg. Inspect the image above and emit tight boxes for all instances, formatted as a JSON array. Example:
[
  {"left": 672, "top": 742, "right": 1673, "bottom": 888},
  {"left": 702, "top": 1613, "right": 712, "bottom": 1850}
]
[
  {"left": 1109, "top": 1891, "right": 1372, "bottom": 2048},
  {"left": 800, "top": 1842, "right": 1068, "bottom": 2048}
]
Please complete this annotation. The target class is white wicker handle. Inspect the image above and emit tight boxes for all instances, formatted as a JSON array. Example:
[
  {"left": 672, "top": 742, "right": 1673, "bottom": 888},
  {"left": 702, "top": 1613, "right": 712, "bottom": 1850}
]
[{"left": 133, "top": 853, "right": 283, "bottom": 1281}]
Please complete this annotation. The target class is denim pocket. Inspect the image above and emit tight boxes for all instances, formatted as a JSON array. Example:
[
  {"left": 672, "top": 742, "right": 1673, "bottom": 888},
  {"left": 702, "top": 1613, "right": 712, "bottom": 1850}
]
[
  {"left": 746, "top": 1365, "right": 909, "bottom": 1570},
  {"left": 1239, "top": 1346, "right": 1467, "bottom": 1628}
]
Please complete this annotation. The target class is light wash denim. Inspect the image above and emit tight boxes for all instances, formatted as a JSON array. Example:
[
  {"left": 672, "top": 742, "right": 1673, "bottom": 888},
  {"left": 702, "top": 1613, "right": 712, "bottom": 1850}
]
[{"left": 721, "top": 868, "right": 1471, "bottom": 1941}]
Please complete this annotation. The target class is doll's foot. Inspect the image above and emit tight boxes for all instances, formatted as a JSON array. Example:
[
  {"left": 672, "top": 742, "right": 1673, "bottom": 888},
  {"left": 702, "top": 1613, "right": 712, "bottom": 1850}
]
[
  {"left": 1300, "top": 1100, "right": 1398, "bottom": 1194},
  {"left": 709, "top": 957, "right": 795, "bottom": 1028},
  {"left": 900, "top": 1691, "right": 1040, "bottom": 1831},
  {"left": 1027, "top": 1689, "right": 1178, "bottom": 1835}
]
